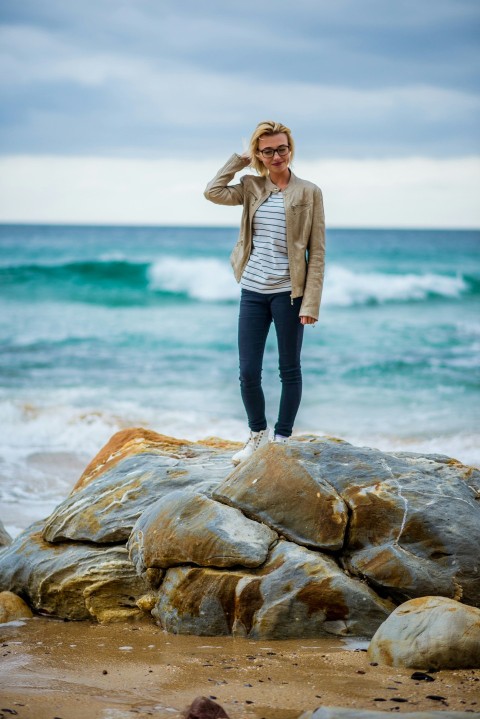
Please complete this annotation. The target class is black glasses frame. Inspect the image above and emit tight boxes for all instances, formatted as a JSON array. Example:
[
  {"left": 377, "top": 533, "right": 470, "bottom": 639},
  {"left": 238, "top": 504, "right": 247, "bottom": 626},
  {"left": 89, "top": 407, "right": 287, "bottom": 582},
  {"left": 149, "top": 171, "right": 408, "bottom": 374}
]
[{"left": 257, "top": 145, "right": 290, "bottom": 158}]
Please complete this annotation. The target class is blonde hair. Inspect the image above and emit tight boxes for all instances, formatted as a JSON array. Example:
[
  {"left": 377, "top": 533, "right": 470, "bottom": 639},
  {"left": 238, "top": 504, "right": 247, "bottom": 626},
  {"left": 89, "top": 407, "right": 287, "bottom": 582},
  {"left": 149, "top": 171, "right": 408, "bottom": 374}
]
[{"left": 248, "top": 120, "right": 295, "bottom": 177}]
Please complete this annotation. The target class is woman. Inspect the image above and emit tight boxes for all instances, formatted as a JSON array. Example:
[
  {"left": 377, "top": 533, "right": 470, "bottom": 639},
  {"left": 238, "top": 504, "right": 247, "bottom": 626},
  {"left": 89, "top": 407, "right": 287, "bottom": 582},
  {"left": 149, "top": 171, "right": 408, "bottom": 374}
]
[{"left": 204, "top": 120, "right": 325, "bottom": 465}]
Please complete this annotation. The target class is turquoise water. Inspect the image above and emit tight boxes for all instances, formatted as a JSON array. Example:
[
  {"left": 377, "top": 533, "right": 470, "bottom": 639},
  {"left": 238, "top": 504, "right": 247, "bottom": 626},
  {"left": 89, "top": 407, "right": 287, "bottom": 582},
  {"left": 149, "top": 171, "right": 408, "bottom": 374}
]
[{"left": 0, "top": 224, "right": 479, "bottom": 534}]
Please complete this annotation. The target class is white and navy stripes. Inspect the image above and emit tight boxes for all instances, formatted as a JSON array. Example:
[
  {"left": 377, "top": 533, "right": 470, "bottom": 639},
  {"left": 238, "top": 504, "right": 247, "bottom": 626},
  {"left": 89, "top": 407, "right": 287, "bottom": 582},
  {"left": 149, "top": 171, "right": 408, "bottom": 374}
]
[{"left": 240, "top": 192, "right": 291, "bottom": 294}]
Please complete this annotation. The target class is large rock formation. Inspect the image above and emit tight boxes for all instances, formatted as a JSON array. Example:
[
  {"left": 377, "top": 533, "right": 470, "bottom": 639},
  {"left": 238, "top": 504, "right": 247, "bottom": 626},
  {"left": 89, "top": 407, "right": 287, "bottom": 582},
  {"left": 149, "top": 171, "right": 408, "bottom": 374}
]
[{"left": 0, "top": 428, "right": 479, "bottom": 638}]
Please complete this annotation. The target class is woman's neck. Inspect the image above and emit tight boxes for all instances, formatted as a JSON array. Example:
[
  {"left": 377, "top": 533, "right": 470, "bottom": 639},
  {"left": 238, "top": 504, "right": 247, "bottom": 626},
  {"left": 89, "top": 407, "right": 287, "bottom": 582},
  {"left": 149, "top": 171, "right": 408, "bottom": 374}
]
[{"left": 269, "top": 167, "right": 291, "bottom": 191}]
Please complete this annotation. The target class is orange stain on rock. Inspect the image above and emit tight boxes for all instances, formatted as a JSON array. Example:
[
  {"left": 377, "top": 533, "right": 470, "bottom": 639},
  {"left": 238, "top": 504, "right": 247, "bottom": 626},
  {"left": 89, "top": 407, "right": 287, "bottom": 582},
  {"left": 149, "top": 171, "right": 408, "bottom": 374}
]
[
  {"left": 73, "top": 428, "right": 190, "bottom": 492},
  {"left": 297, "top": 578, "right": 349, "bottom": 620},
  {"left": 72, "top": 429, "right": 239, "bottom": 493}
]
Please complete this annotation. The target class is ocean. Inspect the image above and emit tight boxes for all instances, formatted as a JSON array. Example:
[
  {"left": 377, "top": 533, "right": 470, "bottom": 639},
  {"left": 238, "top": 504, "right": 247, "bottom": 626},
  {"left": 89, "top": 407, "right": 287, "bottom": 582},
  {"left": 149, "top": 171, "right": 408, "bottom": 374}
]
[{"left": 0, "top": 223, "right": 479, "bottom": 537}]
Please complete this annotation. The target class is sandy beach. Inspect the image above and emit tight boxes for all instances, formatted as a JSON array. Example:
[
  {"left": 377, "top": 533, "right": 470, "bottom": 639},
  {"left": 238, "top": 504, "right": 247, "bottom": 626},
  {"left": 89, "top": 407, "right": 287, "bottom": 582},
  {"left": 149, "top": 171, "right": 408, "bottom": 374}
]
[{"left": 0, "top": 618, "right": 478, "bottom": 718}]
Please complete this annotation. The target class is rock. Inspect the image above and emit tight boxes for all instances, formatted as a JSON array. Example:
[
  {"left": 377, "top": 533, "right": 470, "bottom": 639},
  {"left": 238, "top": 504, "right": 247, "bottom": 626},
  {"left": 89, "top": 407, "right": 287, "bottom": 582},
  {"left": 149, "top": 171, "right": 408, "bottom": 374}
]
[
  {"left": 392, "top": 450, "right": 480, "bottom": 496},
  {"left": 299, "top": 708, "right": 474, "bottom": 718},
  {"left": 128, "top": 489, "right": 277, "bottom": 573},
  {"left": 237, "top": 541, "right": 394, "bottom": 639},
  {"left": 367, "top": 596, "right": 480, "bottom": 668},
  {"left": 347, "top": 544, "right": 459, "bottom": 601},
  {"left": 0, "top": 521, "right": 152, "bottom": 622},
  {"left": 42, "top": 440, "right": 232, "bottom": 544},
  {"left": 284, "top": 439, "right": 480, "bottom": 605},
  {"left": 0, "top": 590, "right": 33, "bottom": 622},
  {"left": 0, "top": 519, "right": 11, "bottom": 548},
  {"left": 410, "top": 671, "right": 435, "bottom": 681},
  {"left": 153, "top": 566, "right": 248, "bottom": 636},
  {"left": 2, "top": 429, "right": 479, "bottom": 640},
  {"left": 73, "top": 428, "right": 191, "bottom": 491},
  {"left": 183, "top": 696, "right": 230, "bottom": 719},
  {"left": 212, "top": 443, "right": 348, "bottom": 550},
  {"left": 73, "top": 427, "right": 241, "bottom": 492},
  {"left": 152, "top": 540, "right": 394, "bottom": 638}
]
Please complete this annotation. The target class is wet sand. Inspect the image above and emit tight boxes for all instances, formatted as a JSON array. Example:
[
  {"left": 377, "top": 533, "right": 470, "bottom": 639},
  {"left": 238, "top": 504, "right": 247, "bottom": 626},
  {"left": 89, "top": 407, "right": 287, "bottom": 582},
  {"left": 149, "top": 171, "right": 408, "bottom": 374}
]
[{"left": 0, "top": 618, "right": 479, "bottom": 718}]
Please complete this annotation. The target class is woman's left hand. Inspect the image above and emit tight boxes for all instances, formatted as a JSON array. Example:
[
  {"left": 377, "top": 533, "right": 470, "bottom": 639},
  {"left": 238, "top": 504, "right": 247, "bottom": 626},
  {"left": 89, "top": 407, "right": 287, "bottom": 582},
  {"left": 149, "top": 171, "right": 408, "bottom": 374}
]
[{"left": 299, "top": 315, "right": 317, "bottom": 325}]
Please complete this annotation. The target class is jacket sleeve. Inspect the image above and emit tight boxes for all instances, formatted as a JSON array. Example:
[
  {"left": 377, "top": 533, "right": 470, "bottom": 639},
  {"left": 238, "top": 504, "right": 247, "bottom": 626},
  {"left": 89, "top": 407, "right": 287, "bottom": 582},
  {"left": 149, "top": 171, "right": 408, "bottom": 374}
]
[
  {"left": 204, "top": 154, "right": 251, "bottom": 206},
  {"left": 299, "top": 187, "right": 326, "bottom": 321}
]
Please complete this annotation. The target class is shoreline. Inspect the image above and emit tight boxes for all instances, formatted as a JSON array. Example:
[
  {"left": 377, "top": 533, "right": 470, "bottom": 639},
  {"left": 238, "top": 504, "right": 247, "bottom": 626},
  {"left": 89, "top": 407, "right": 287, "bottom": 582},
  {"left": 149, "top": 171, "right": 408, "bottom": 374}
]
[{"left": 1, "top": 618, "right": 479, "bottom": 718}]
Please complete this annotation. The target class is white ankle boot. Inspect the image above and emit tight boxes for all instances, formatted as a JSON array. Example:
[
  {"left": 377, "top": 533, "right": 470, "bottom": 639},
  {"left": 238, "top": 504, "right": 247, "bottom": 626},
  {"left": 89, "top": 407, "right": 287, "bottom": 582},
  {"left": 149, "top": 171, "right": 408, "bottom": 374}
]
[
  {"left": 231, "top": 428, "right": 270, "bottom": 466},
  {"left": 272, "top": 434, "right": 288, "bottom": 444}
]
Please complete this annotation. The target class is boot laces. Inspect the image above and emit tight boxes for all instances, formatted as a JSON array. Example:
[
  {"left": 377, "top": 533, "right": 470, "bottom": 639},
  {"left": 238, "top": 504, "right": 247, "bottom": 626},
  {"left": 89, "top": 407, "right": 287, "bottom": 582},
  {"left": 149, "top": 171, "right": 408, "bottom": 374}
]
[{"left": 244, "top": 429, "right": 267, "bottom": 450}]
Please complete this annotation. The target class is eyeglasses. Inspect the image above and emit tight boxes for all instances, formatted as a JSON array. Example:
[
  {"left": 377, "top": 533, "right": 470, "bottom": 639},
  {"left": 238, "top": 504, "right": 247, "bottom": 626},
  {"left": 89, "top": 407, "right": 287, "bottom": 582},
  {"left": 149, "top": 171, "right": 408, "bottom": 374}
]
[{"left": 257, "top": 145, "right": 290, "bottom": 158}]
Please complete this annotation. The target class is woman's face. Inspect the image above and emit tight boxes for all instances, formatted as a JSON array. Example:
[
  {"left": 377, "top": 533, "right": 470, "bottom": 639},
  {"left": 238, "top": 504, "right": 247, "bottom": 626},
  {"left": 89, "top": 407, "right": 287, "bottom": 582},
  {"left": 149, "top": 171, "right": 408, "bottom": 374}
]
[{"left": 256, "top": 132, "right": 291, "bottom": 173}]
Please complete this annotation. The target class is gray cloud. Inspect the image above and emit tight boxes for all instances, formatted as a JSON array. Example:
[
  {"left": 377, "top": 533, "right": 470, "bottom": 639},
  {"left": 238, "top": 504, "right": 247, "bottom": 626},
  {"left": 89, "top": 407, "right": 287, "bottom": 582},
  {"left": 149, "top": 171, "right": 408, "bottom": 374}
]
[{"left": 0, "top": 0, "right": 479, "bottom": 158}]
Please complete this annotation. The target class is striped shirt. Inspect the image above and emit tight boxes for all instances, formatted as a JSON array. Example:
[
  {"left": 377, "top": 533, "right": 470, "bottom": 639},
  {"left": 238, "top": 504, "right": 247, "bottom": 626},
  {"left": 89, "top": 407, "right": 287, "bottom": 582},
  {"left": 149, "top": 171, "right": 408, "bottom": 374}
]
[{"left": 240, "top": 192, "right": 291, "bottom": 294}]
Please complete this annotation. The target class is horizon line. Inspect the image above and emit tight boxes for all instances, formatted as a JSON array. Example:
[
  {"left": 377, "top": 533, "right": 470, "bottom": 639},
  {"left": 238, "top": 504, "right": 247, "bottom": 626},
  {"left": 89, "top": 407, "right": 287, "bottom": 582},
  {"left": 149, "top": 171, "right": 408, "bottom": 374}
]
[{"left": 0, "top": 221, "right": 479, "bottom": 232}]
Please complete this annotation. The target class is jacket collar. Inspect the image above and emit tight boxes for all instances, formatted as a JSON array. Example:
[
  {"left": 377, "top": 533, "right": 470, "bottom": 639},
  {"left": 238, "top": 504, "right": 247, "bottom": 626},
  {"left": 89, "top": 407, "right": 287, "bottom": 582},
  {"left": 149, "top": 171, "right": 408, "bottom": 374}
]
[{"left": 264, "top": 169, "right": 298, "bottom": 196}]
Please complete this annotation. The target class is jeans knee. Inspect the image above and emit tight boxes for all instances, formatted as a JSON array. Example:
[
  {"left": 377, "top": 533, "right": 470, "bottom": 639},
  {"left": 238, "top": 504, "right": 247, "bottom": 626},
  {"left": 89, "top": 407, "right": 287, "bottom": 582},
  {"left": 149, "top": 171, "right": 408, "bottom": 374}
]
[
  {"left": 279, "top": 364, "right": 302, "bottom": 385},
  {"left": 239, "top": 364, "right": 262, "bottom": 389}
]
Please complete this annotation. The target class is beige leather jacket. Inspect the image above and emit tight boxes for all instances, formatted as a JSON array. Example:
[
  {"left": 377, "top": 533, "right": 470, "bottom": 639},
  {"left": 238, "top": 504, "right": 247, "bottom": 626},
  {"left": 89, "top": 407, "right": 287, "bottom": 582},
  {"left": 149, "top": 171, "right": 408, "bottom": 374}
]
[{"left": 204, "top": 153, "right": 325, "bottom": 319}]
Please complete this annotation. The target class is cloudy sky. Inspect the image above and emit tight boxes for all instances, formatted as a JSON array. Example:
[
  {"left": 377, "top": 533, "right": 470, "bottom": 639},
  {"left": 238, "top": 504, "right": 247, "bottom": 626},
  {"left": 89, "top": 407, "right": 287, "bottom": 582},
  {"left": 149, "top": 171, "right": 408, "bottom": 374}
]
[{"left": 0, "top": 0, "right": 479, "bottom": 227}]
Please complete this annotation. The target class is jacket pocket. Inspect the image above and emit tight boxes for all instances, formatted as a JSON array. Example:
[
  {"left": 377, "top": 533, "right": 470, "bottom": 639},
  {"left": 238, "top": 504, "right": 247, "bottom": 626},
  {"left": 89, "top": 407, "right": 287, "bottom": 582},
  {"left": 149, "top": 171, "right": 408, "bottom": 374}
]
[{"left": 292, "top": 202, "right": 311, "bottom": 215}]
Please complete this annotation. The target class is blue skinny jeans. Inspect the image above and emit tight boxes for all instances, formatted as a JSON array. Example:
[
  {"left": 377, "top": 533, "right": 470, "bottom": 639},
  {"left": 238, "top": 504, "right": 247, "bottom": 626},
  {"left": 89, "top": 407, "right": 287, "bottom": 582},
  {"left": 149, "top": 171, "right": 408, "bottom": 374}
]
[{"left": 238, "top": 288, "right": 304, "bottom": 437}]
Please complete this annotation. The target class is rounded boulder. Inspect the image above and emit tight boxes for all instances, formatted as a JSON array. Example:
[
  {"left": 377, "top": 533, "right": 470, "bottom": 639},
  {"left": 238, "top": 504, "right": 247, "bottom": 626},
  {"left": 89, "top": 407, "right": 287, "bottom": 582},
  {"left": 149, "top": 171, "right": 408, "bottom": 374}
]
[{"left": 367, "top": 595, "right": 480, "bottom": 668}]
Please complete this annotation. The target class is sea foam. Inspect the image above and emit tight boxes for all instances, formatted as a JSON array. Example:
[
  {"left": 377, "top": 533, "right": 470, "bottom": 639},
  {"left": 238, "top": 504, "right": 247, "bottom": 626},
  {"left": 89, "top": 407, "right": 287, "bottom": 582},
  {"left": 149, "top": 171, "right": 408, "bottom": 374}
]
[
  {"left": 324, "top": 265, "right": 468, "bottom": 306},
  {"left": 146, "top": 256, "right": 469, "bottom": 306},
  {"left": 2, "top": 254, "right": 471, "bottom": 307},
  {"left": 147, "top": 257, "right": 239, "bottom": 301}
]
